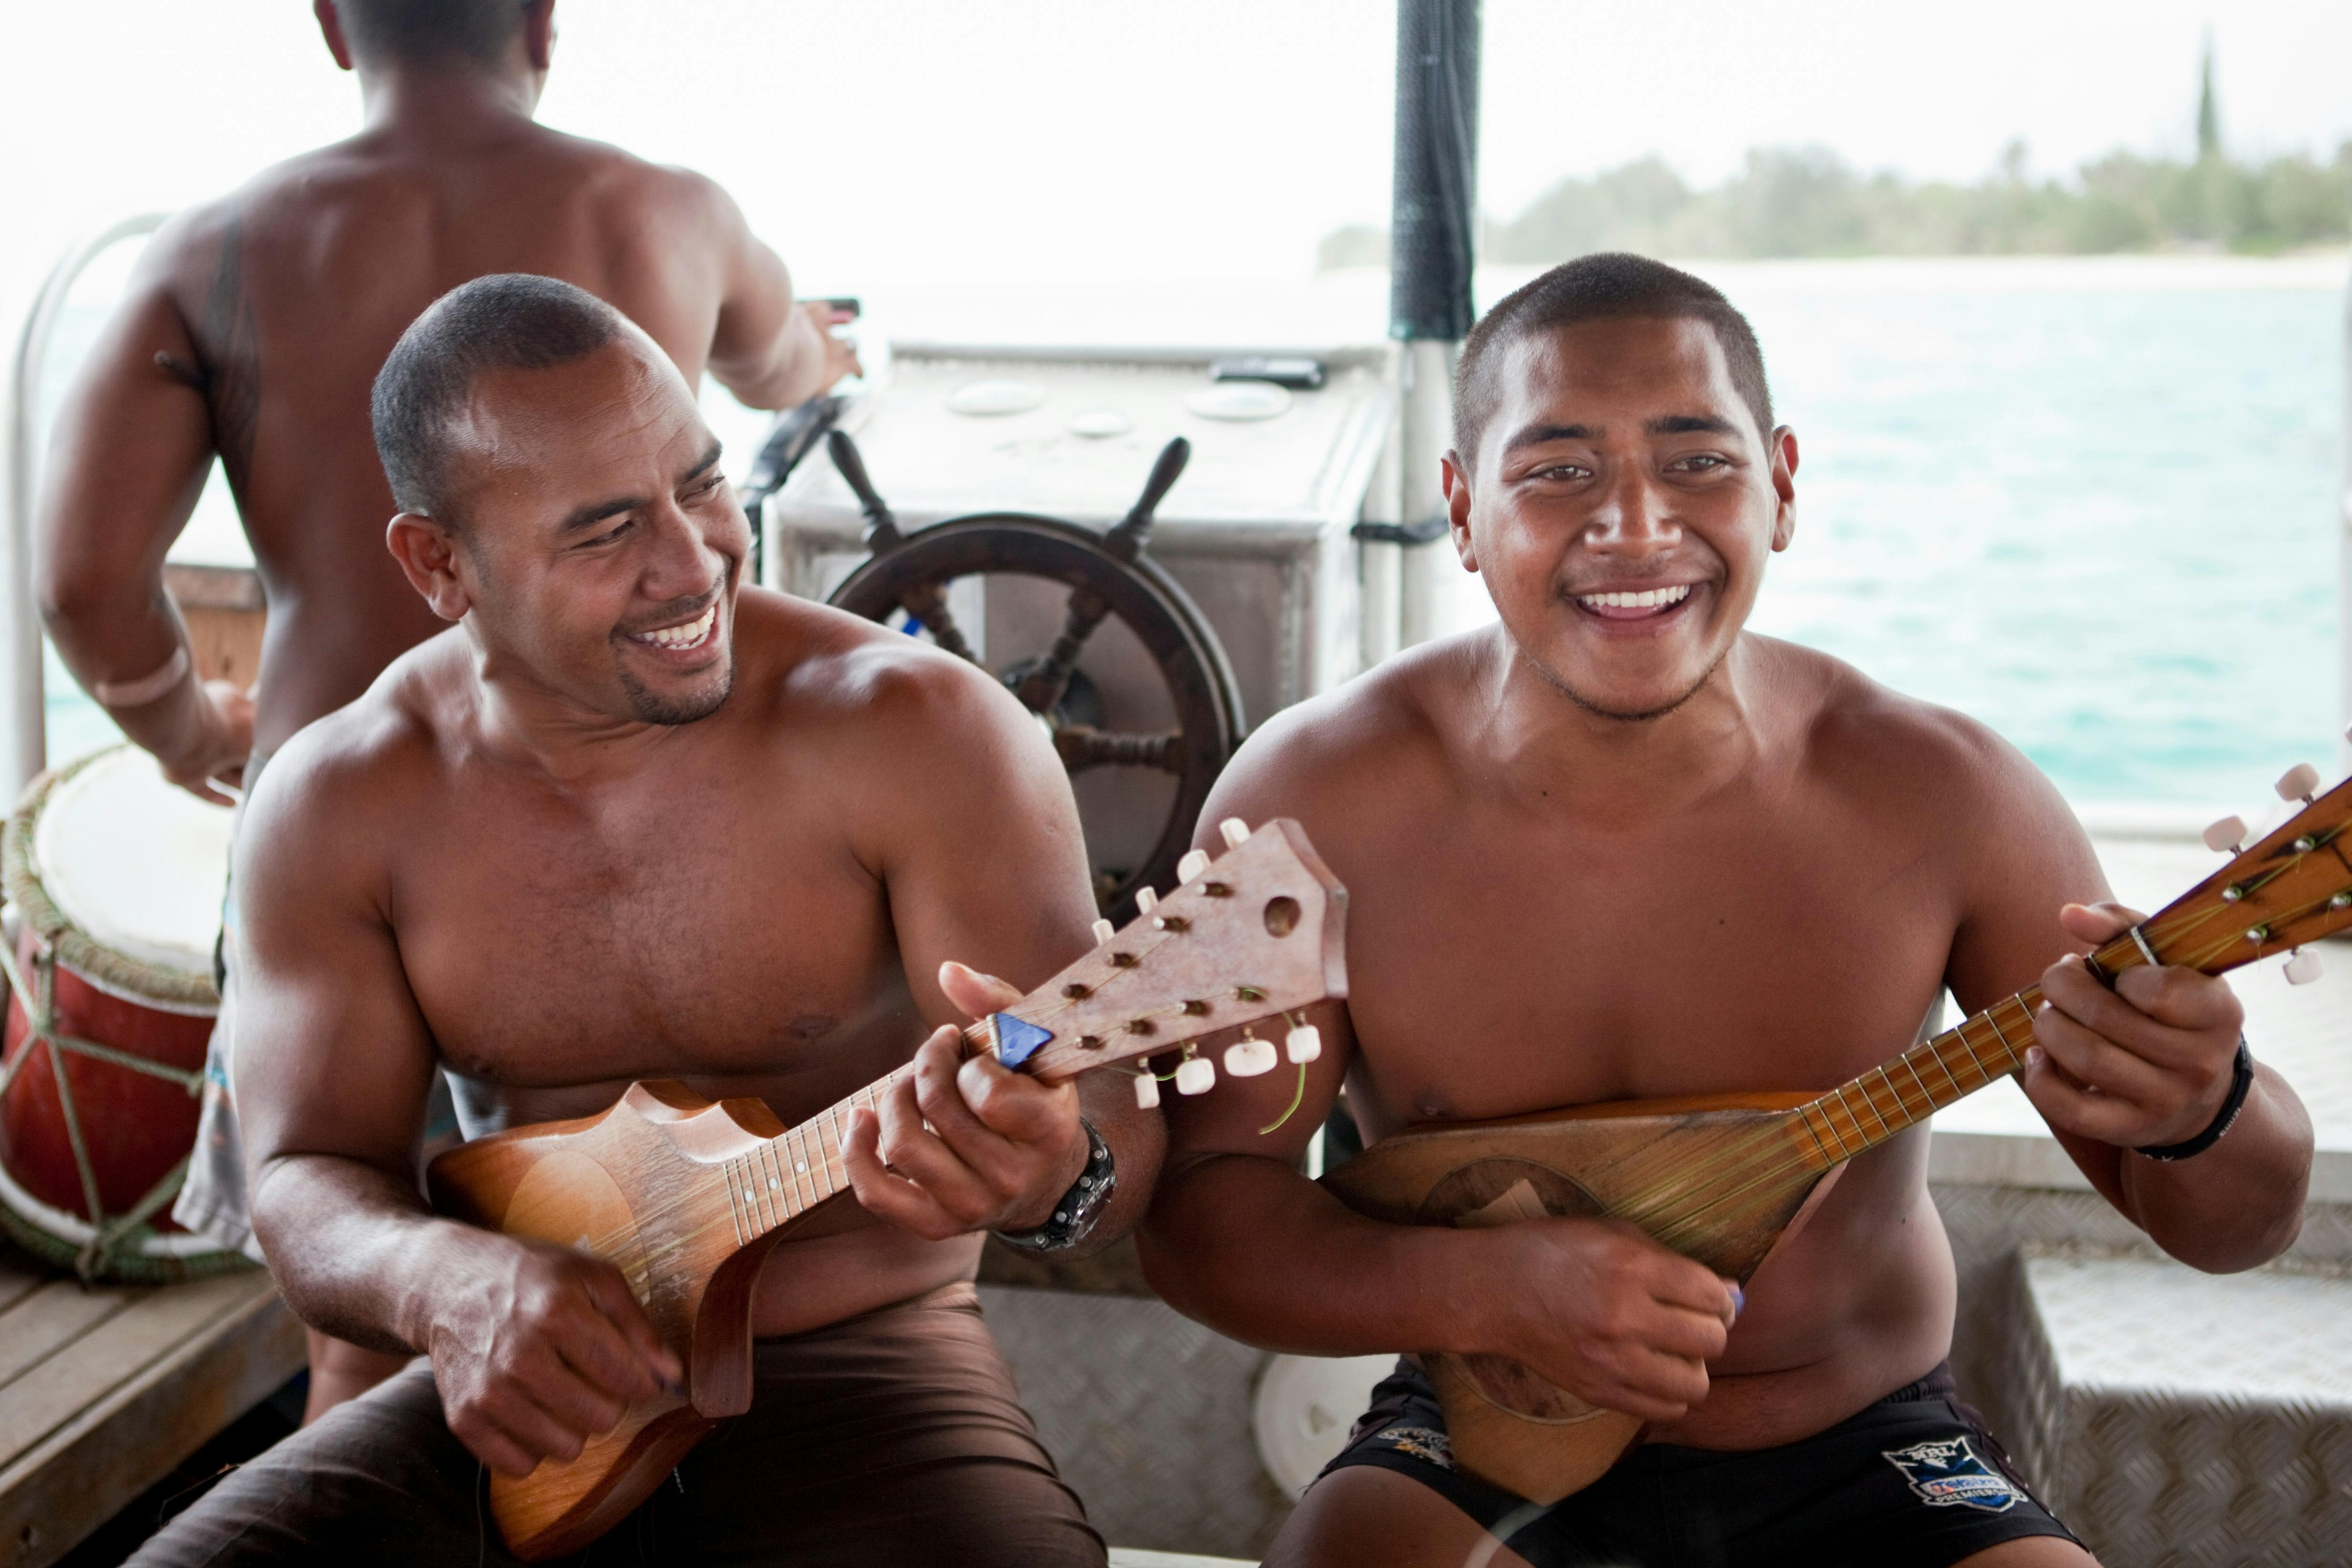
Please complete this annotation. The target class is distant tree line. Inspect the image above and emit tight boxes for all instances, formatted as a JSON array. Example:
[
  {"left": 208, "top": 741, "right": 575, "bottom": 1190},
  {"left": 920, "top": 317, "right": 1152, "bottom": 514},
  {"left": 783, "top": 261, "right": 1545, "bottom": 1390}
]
[{"left": 1318, "top": 140, "right": 2352, "bottom": 267}]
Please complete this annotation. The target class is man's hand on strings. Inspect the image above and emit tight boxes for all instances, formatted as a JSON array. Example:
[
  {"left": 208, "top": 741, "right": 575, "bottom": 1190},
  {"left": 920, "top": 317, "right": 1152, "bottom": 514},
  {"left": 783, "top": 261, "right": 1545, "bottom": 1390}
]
[
  {"left": 2022, "top": 901, "right": 2245, "bottom": 1149},
  {"left": 843, "top": 960, "right": 1089, "bottom": 1240}
]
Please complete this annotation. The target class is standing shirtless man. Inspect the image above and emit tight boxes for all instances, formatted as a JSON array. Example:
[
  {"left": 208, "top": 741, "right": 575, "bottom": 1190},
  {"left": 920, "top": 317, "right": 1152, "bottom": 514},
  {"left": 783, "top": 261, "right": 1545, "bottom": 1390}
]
[
  {"left": 1140, "top": 254, "right": 2313, "bottom": 1567},
  {"left": 37, "top": 0, "right": 853, "bottom": 1411},
  {"left": 129, "top": 275, "right": 1147, "bottom": 1567}
]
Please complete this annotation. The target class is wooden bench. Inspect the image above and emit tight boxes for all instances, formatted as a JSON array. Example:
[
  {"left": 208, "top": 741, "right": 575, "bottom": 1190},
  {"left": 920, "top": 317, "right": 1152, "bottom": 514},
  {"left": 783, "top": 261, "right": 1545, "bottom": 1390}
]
[{"left": 0, "top": 1245, "right": 303, "bottom": 1567}]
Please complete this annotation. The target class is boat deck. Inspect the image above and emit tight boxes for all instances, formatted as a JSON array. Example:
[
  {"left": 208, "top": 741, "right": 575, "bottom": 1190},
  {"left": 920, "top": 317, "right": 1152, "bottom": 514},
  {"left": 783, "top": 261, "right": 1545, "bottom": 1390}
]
[{"left": 0, "top": 1249, "right": 301, "bottom": 1568}]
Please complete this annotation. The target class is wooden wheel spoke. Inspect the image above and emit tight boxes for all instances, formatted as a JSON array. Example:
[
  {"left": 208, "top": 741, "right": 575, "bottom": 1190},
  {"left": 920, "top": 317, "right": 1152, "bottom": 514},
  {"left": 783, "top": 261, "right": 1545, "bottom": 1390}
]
[
  {"left": 1013, "top": 586, "right": 1112, "bottom": 714},
  {"left": 895, "top": 581, "right": 979, "bottom": 663},
  {"left": 1054, "top": 726, "right": 1185, "bottom": 774}
]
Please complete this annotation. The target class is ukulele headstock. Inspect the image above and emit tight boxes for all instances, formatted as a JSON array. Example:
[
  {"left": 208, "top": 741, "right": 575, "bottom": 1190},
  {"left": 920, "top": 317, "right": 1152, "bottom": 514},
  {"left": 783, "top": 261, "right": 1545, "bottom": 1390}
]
[
  {"left": 2141, "top": 755, "right": 2352, "bottom": 978},
  {"left": 989, "top": 817, "right": 1348, "bottom": 1097}
]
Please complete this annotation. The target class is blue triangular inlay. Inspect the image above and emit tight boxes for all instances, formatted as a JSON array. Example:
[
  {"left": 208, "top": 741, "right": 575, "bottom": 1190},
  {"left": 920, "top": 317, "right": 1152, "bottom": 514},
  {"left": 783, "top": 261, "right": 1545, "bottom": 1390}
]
[{"left": 993, "top": 1012, "right": 1053, "bottom": 1069}]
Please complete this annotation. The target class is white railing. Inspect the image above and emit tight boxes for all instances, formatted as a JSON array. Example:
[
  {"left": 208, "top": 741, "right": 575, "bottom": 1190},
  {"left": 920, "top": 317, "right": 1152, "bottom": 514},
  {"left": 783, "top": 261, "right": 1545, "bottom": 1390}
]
[{"left": 2, "top": 213, "right": 170, "bottom": 794}]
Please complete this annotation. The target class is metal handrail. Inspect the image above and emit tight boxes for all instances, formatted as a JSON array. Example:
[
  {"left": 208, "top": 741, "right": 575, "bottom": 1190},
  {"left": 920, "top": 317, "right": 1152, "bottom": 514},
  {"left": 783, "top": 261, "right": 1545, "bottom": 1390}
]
[{"left": 2, "top": 213, "right": 170, "bottom": 794}]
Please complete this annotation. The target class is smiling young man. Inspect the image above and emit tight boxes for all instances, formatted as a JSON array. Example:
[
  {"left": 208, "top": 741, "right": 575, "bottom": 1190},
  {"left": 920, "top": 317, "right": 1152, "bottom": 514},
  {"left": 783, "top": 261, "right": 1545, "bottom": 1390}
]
[
  {"left": 124, "top": 276, "right": 1147, "bottom": 1567},
  {"left": 1139, "top": 254, "right": 2313, "bottom": 1567}
]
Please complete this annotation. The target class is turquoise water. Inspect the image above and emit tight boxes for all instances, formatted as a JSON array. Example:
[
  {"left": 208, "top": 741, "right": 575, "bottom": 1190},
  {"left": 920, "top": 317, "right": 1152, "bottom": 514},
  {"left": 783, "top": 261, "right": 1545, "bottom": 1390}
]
[{"left": 37, "top": 258, "right": 2348, "bottom": 812}]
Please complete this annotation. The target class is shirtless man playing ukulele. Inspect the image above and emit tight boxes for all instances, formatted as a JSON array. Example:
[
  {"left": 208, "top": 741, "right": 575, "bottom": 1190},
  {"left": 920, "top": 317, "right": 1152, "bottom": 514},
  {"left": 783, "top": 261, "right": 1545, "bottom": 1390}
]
[
  {"left": 38, "top": 0, "right": 855, "bottom": 1413},
  {"left": 1140, "top": 254, "right": 2313, "bottom": 1568},
  {"left": 126, "top": 276, "right": 1148, "bottom": 1567}
]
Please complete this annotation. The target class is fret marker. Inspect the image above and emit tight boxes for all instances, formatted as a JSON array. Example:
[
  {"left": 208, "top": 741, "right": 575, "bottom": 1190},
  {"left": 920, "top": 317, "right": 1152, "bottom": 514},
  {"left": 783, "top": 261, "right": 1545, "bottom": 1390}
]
[
  {"left": 769, "top": 1178, "right": 780, "bottom": 1191},
  {"left": 992, "top": 1012, "right": 1054, "bottom": 1069},
  {"left": 795, "top": 1161, "right": 807, "bottom": 1173}
]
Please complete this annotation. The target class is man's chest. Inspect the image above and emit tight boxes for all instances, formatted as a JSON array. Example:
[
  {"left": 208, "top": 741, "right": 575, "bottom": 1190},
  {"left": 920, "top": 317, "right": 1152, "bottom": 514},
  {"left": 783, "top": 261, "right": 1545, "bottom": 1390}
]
[
  {"left": 1336, "top": 809, "right": 1960, "bottom": 1129},
  {"left": 389, "top": 797, "right": 899, "bottom": 1086}
]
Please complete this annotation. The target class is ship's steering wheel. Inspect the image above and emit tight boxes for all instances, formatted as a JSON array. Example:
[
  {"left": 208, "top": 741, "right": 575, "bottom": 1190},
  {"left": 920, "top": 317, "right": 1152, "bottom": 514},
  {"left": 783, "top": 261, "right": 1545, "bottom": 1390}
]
[{"left": 821, "top": 431, "right": 1246, "bottom": 921}]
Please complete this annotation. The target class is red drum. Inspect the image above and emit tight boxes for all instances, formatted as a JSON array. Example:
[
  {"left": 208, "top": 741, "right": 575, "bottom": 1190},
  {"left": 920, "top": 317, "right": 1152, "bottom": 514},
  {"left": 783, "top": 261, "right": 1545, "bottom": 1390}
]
[{"left": 0, "top": 745, "right": 241, "bottom": 1281}]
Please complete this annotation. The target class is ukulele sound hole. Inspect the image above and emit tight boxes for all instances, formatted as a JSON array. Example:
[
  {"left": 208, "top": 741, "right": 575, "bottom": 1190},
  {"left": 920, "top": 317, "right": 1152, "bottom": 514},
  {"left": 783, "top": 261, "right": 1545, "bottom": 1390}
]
[{"left": 1263, "top": 895, "right": 1300, "bottom": 937}]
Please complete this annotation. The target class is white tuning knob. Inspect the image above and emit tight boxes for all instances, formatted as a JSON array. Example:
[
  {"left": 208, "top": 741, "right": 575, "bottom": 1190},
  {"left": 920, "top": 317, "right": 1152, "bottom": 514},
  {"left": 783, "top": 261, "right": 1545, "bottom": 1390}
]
[
  {"left": 2285, "top": 948, "right": 2325, "bottom": 986},
  {"left": 1133, "top": 1072, "right": 1162, "bottom": 1109},
  {"left": 1136, "top": 886, "right": 1159, "bottom": 914},
  {"left": 1286, "top": 1024, "right": 1323, "bottom": 1063},
  {"left": 1175, "top": 1055, "right": 1218, "bottom": 1095},
  {"left": 1219, "top": 818, "right": 1252, "bottom": 850},
  {"left": 1177, "top": 848, "right": 1210, "bottom": 884},
  {"left": 1224, "top": 1037, "right": 1279, "bottom": 1077},
  {"left": 2277, "top": 763, "right": 2321, "bottom": 804},
  {"left": 1092, "top": 918, "right": 1116, "bottom": 947},
  {"left": 2203, "top": 815, "right": 2250, "bottom": 854}
]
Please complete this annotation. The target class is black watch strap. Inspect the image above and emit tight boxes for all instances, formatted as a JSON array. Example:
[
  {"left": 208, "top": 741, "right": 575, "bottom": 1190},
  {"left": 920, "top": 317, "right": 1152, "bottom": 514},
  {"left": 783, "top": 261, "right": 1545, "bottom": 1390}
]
[
  {"left": 2135, "top": 1039, "right": 2254, "bottom": 1163},
  {"left": 993, "top": 1118, "right": 1115, "bottom": 1254}
]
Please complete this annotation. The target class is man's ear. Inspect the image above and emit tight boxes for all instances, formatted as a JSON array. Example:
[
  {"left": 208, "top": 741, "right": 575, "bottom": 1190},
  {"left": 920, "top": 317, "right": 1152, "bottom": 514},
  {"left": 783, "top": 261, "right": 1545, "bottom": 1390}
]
[
  {"left": 314, "top": 0, "right": 355, "bottom": 71},
  {"left": 386, "top": 514, "right": 474, "bottom": 622},
  {"left": 524, "top": 0, "right": 556, "bottom": 74},
  {"left": 1768, "top": 426, "right": 1799, "bottom": 553},
  {"left": 1441, "top": 450, "right": 1479, "bottom": 573}
]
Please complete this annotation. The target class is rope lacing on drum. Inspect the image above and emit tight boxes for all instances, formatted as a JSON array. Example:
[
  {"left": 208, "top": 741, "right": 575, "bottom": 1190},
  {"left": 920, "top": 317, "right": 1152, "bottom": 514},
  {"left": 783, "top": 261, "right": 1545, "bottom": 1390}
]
[{"left": 0, "top": 930, "right": 204, "bottom": 1280}]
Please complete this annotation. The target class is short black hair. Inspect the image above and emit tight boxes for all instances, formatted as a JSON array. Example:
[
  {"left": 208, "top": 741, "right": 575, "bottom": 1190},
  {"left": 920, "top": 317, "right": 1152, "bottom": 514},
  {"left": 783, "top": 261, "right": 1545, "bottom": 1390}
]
[
  {"left": 331, "top": 0, "right": 528, "bottom": 69},
  {"left": 371, "top": 274, "right": 623, "bottom": 522},
  {"left": 1452, "top": 253, "right": 1774, "bottom": 464}
]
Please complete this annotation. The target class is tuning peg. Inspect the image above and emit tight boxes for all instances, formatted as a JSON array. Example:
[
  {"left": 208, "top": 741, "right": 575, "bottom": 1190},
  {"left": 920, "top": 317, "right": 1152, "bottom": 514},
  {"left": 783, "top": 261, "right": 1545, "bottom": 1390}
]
[
  {"left": 1133, "top": 1072, "right": 1161, "bottom": 1109},
  {"left": 2286, "top": 948, "right": 2325, "bottom": 986},
  {"left": 1175, "top": 1052, "right": 1217, "bottom": 1095},
  {"left": 1136, "top": 887, "right": 1159, "bottom": 914},
  {"left": 2277, "top": 763, "right": 2321, "bottom": 804},
  {"left": 2203, "top": 815, "right": 2250, "bottom": 854},
  {"left": 1224, "top": 1036, "right": 1278, "bottom": 1076},
  {"left": 1219, "top": 818, "right": 1251, "bottom": 850},
  {"left": 1285, "top": 1024, "right": 1323, "bottom": 1064},
  {"left": 1092, "top": 918, "right": 1115, "bottom": 947},
  {"left": 1178, "top": 849, "right": 1210, "bottom": 883}
]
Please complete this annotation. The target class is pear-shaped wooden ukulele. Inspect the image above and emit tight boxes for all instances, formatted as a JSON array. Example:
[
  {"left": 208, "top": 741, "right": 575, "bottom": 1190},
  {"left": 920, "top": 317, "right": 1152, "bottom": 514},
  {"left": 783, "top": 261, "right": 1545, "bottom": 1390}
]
[
  {"left": 1324, "top": 762, "right": 2352, "bottom": 1504},
  {"left": 429, "top": 817, "right": 1346, "bottom": 1559}
]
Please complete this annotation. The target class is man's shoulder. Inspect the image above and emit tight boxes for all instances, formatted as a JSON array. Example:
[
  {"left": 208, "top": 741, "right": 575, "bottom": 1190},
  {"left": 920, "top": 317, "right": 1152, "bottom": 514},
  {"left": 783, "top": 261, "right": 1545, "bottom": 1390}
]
[
  {"left": 1214, "top": 630, "right": 1481, "bottom": 815},
  {"left": 243, "top": 639, "right": 454, "bottom": 835},
  {"left": 736, "top": 589, "right": 1022, "bottom": 741},
  {"left": 1758, "top": 636, "right": 2056, "bottom": 821}
]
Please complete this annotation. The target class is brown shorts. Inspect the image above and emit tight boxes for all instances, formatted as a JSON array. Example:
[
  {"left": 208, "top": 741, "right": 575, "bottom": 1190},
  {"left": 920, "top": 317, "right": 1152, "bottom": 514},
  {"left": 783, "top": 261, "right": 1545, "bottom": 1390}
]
[{"left": 126, "top": 1283, "right": 1104, "bottom": 1567}]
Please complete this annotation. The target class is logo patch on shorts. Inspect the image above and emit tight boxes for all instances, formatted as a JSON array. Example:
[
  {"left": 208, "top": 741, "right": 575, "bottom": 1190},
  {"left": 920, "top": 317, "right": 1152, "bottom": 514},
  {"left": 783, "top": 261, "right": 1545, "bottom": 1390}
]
[
  {"left": 1882, "top": 1436, "right": 2021, "bottom": 1513},
  {"left": 1372, "top": 1423, "right": 1455, "bottom": 1470}
]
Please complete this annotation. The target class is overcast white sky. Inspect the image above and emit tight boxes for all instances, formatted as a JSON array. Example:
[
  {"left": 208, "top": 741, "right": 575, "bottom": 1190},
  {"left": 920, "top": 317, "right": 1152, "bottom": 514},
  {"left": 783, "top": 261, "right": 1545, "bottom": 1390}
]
[{"left": 4, "top": 1, "right": 2350, "bottom": 336}]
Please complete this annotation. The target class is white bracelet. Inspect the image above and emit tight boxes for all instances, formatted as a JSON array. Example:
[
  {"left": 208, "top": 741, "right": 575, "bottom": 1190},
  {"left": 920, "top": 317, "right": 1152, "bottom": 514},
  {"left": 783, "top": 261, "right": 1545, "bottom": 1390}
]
[{"left": 93, "top": 645, "right": 191, "bottom": 709}]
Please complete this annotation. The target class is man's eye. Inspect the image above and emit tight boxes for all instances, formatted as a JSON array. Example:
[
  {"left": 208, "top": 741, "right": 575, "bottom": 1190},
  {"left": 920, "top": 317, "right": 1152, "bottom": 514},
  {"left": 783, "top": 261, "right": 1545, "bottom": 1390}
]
[
  {"left": 1674, "top": 454, "right": 1728, "bottom": 472},
  {"left": 1536, "top": 464, "right": 1589, "bottom": 481},
  {"left": 579, "top": 520, "right": 633, "bottom": 549}
]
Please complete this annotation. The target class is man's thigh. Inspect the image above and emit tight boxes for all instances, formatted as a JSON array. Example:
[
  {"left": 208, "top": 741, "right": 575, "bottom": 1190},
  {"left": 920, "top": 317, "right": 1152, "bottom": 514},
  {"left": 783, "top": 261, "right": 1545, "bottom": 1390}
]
[
  {"left": 124, "top": 1362, "right": 503, "bottom": 1567},
  {"left": 1956, "top": 1542, "right": 2101, "bottom": 1567},
  {"left": 677, "top": 1287, "right": 1102, "bottom": 1568},
  {"left": 1267, "top": 1467, "right": 1538, "bottom": 1568}
]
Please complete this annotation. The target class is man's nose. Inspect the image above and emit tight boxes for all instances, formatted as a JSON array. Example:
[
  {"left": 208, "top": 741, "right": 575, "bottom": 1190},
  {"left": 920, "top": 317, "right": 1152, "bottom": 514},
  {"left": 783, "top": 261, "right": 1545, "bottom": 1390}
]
[
  {"left": 1583, "top": 468, "right": 1681, "bottom": 553},
  {"left": 638, "top": 496, "right": 728, "bottom": 597}
]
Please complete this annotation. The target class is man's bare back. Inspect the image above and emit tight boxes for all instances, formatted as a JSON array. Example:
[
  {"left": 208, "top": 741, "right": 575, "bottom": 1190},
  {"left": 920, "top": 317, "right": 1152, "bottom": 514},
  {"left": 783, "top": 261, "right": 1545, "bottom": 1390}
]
[
  {"left": 1141, "top": 260, "right": 2312, "bottom": 1568},
  {"left": 40, "top": 0, "right": 849, "bottom": 772}
]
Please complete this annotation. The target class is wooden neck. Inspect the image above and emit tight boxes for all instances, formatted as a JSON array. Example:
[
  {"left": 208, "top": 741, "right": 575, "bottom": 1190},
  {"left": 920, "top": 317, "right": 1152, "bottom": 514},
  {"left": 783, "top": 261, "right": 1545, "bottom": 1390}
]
[{"left": 705, "top": 1014, "right": 1009, "bottom": 1246}]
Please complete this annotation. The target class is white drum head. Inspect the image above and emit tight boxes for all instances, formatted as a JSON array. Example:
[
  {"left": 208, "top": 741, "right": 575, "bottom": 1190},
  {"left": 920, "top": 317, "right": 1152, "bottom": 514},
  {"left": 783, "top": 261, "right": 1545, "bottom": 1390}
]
[
  {"left": 1253, "top": 1352, "right": 1395, "bottom": 1499},
  {"left": 33, "top": 748, "right": 232, "bottom": 980}
]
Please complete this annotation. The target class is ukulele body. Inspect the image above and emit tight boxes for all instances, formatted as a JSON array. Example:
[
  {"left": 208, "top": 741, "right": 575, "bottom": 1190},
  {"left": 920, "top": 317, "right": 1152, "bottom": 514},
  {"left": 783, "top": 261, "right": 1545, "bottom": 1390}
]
[
  {"left": 427, "top": 1080, "right": 804, "bottom": 1561},
  {"left": 1320, "top": 1091, "right": 1842, "bottom": 1502}
]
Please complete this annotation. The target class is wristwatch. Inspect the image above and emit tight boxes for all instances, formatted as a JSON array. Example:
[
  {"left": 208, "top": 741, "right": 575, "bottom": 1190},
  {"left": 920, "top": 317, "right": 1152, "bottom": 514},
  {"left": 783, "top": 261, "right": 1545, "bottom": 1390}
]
[
  {"left": 993, "top": 1118, "right": 1115, "bottom": 1254},
  {"left": 2134, "top": 1039, "right": 2255, "bottom": 1163}
]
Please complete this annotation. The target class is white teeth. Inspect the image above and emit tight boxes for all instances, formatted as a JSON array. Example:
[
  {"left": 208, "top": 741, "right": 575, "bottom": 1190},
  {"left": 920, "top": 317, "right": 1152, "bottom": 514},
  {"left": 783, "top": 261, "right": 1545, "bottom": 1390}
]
[
  {"left": 631, "top": 605, "right": 716, "bottom": 650},
  {"left": 1576, "top": 584, "right": 1692, "bottom": 611}
]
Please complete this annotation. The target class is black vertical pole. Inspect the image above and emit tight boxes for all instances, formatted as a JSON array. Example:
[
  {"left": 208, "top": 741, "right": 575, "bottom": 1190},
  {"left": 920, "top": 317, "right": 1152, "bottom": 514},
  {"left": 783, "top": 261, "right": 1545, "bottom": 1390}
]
[{"left": 1389, "top": 0, "right": 1481, "bottom": 344}]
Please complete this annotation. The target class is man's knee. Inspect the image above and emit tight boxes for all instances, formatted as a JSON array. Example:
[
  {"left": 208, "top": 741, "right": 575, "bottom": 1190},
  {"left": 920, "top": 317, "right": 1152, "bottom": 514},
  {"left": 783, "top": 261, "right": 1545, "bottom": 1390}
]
[{"left": 1265, "top": 1467, "right": 1536, "bottom": 1568}]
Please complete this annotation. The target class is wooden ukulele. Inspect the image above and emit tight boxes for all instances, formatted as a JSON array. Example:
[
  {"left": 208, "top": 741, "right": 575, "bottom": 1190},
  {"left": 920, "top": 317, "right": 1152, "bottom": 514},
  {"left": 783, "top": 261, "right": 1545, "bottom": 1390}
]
[
  {"left": 428, "top": 817, "right": 1346, "bottom": 1560},
  {"left": 1323, "top": 763, "right": 2352, "bottom": 1504}
]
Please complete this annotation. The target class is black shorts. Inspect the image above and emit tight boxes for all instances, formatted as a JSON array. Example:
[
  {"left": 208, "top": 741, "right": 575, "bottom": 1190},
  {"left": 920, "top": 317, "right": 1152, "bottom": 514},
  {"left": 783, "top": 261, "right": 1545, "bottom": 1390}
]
[{"left": 1321, "top": 1360, "right": 2080, "bottom": 1568}]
